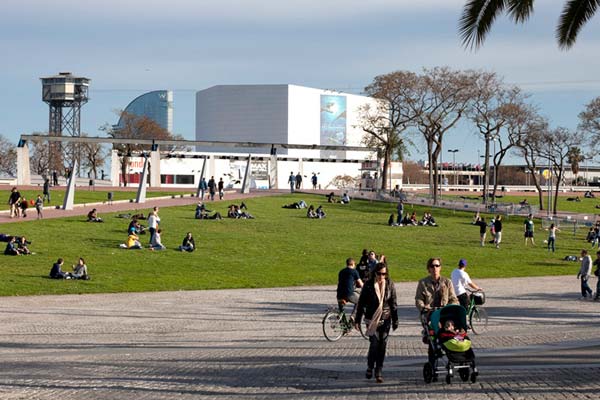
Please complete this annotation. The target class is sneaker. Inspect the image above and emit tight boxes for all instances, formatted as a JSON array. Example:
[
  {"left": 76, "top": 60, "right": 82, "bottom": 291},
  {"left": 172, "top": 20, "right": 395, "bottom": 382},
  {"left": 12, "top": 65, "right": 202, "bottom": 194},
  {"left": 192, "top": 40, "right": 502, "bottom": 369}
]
[
  {"left": 375, "top": 369, "right": 383, "bottom": 383},
  {"left": 365, "top": 368, "right": 373, "bottom": 379}
]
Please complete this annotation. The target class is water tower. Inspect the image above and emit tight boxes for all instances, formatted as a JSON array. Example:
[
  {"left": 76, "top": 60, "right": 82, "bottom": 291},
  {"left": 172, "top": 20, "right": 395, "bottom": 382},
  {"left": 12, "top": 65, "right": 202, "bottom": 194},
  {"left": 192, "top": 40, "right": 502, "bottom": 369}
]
[{"left": 41, "top": 72, "right": 90, "bottom": 175}]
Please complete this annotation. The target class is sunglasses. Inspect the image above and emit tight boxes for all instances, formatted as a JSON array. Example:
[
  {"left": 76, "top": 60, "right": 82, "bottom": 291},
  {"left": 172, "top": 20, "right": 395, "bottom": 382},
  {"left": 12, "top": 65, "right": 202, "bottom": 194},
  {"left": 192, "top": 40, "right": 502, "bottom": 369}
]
[
  {"left": 376, "top": 271, "right": 388, "bottom": 276},
  {"left": 429, "top": 264, "right": 441, "bottom": 268}
]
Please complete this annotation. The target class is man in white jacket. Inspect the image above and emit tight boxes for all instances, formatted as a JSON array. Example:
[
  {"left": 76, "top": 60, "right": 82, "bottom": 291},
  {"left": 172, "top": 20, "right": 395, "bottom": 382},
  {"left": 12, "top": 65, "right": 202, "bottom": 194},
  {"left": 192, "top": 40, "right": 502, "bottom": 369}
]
[{"left": 577, "top": 249, "right": 593, "bottom": 299}]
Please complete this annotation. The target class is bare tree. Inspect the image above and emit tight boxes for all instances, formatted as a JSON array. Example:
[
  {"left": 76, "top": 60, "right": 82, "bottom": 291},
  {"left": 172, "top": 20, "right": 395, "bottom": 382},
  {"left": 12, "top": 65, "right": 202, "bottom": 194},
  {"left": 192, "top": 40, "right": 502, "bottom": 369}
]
[
  {"left": 360, "top": 71, "right": 422, "bottom": 190},
  {"left": 513, "top": 109, "right": 549, "bottom": 210},
  {"left": 80, "top": 134, "right": 109, "bottom": 179},
  {"left": 101, "top": 111, "right": 173, "bottom": 186},
  {"left": 411, "top": 67, "right": 476, "bottom": 204},
  {"left": 578, "top": 96, "right": 600, "bottom": 148},
  {"left": 0, "top": 135, "right": 17, "bottom": 176},
  {"left": 537, "top": 127, "right": 585, "bottom": 214},
  {"left": 28, "top": 136, "right": 51, "bottom": 176}
]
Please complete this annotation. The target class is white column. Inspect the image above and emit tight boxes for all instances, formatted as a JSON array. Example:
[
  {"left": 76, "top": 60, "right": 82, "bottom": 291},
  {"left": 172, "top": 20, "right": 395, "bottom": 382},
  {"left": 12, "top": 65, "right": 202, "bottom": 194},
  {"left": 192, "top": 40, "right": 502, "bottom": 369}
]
[{"left": 16, "top": 144, "right": 31, "bottom": 185}]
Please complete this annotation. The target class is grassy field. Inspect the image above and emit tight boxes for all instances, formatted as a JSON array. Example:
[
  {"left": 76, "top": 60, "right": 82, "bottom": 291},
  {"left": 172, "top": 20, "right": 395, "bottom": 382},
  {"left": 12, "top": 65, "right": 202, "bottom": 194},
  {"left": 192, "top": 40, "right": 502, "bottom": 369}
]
[
  {"left": 437, "top": 192, "right": 600, "bottom": 215},
  {"left": 0, "top": 193, "right": 588, "bottom": 297},
  {"left": 0, "top": 188, "right": 191, "bottom": 210}
]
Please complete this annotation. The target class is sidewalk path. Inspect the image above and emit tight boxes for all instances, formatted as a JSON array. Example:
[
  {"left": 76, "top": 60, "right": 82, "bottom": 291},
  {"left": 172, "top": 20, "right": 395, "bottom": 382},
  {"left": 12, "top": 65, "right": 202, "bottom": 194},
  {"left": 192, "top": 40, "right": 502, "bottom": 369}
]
[{"left": 0, "top": 276, "right": 598, "bottom": 399}]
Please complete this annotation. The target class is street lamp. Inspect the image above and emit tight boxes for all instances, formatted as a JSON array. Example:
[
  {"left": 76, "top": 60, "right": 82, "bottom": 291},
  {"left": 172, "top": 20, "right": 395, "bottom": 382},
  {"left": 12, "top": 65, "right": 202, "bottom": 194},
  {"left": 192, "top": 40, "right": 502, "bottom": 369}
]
[{"left": 448, "top": 149, "right": 459, "bottom": 186}]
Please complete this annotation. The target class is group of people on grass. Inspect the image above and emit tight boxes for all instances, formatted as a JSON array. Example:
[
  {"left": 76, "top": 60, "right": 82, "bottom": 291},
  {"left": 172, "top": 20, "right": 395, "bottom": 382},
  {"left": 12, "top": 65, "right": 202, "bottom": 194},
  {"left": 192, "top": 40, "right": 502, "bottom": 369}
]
[
  {"left": 49, "top": 257, "right": 89, "bottom": 280},
  {"left": 336, "top": 253, "right": 482, "bottom": 384},
  {"left": 388, "top": 211, "right": 437, "bottom": 227},
  {"left": 2, "top": 235, "right": 33, "bottom": 256},
  {"left": 8, "top": 187, "right": 47, "bottom": 220}
]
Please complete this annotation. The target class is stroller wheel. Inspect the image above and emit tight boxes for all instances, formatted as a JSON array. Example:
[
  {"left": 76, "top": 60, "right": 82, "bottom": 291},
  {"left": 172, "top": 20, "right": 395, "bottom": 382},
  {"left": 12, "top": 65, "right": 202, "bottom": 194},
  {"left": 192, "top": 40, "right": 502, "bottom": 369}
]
[
  {"left": 423, "top": 363, "right": 434, "bottom": 384},
  {"left": 470, "top": 369, "right": 478, "bottom": 383},
  {"left": 445, "top": 374, "right": 452, "bottom": 384},
  {"left": 459, "top": 368, "right": 470, "bottom": 382}
]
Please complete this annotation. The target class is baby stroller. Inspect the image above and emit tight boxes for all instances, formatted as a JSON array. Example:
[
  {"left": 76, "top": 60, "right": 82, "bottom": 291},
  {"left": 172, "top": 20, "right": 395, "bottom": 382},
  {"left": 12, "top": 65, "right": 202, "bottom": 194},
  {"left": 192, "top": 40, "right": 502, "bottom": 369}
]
[{"left": 421, "top": 304, "right": 478, "bottom": 384}]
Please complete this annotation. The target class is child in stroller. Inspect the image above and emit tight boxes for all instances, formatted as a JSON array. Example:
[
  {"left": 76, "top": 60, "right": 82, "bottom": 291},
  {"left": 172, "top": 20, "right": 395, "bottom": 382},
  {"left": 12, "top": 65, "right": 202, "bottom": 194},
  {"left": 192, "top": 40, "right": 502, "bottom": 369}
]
[{"left": 422, "top": 304, "right": 478, "bottom": 384}]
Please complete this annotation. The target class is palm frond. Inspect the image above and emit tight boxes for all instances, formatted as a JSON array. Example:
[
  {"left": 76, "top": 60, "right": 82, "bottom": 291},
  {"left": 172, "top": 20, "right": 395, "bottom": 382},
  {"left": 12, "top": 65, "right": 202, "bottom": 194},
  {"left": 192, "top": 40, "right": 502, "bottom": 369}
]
[
  {"left": 506, "top": 0, "right": 534, "bottom": 23},
  {"left": 459, "top": 0, "right": 507, "bottom": 50},
  {"left": 557, "top": 0, "right": 600, "bottom": 49}
]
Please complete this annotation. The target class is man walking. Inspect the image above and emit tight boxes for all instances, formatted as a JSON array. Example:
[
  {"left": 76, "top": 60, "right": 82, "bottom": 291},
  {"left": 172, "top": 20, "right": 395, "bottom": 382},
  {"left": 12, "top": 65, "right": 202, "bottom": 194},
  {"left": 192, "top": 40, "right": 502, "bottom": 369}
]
[
  {"left": 199, "top": 177, "right": 208, "bottom": 200},
  {"left": 218, "top": 178, "right": 224, "bottom": 200},
  {"left": 208, "top": 176, "right": 216, "bottom": 201},
  {"left": 288, "top": 172, "right": 296, "bottom": 193},
  {"left": 311, "top": 173, "right": 318, "bottom": 190},
  {"left": 493, "top": 215, "right": 503, "bottom": 249},
  {"left": 295, "top": 172, "right": 302, "bottom": 190},
  {"left": 578, "top": 249, "right": 593, "bottom": 300},
  {"left": 43, "top": 179, "right": 51, "bottom": 204}
]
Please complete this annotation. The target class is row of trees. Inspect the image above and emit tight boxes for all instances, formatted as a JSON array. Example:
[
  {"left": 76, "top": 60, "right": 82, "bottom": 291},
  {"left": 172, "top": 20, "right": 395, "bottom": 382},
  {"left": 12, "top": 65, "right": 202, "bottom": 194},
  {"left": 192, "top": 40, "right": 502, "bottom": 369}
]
[
  {"left": 0, "top": 111, "right": 183, "bottom": 185},
  {"left": 359, "top": 67, "right": 600, "bottom": 214}
]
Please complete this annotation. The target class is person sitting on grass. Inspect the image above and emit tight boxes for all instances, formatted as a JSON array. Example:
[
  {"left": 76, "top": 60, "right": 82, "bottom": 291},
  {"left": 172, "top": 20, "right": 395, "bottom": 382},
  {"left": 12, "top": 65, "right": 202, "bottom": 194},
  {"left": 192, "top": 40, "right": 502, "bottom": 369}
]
[
  {"left": 340, "top": 193, "right": 350, "bottom": 204},
  {"left": 316, "top": 205, "right": 326, "bottom": 219},
  {"left": 195, "top": 202, "right": 211, "bottom": 219},
  {"left": 71, "top": 257, "right": 89, "bottom": 280},
  {"left": 125, "top": 231, "right": 142, "bottom": 249},
  {"left": 49, "top": 258, "right": 70, "bottom": 279},
  {"left": 4, "top": 236, "right": 21, "bottom": 255},
  {"left": 326, "top": 192, "right": 336, "bottom": 203},
  {"left": 150, "top": 228, "right": 167, "bottom": 250},
  {"left": 388, "top": 214, "right": 398, "bottom": 226},
  {"left": 87, "top": 208, "right": 104, "bottom": 222},
  {"left": 17, "top": 236, "right": 32, "bottom": 255},
  {"left": 409, "top": 212, "right": 418, "bottom": 226},
  {"left": 307, "top": 205, "right": 317, "bottom": 218},
  {"left": 128, "top": 219, "right": 146, "bottom": 235},
  {"left": 179, "top": 232, "right": 196, "bottom": 252}
]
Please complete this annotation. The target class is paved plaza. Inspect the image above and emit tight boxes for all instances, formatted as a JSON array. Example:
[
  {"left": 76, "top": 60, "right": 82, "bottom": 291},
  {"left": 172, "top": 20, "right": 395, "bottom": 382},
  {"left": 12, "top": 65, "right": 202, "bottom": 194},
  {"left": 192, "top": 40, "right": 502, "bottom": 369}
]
[{"left": 0, "top": 275, "right": 599, "bottom": 399}]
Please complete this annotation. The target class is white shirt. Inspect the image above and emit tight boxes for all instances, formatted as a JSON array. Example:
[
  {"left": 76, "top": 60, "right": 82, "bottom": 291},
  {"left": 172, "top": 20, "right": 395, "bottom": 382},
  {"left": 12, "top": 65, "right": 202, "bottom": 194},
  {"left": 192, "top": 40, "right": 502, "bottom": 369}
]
[
  {"left": 148, "top": 213, "right": 160, "bottom": 229},
  {"left": 451, "top": 268, "right": 471, "bottom": 296}
]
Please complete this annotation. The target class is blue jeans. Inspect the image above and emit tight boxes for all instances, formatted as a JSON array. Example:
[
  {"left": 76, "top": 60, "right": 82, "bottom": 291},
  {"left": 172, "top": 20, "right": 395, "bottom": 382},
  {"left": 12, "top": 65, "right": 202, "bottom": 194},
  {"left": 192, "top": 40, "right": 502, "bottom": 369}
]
[
  {"left": 581, "top": 276, "right": 593, "bottom": 297},
  {"left": 547, "top": 237, "right": 555, "bottom": 252}
]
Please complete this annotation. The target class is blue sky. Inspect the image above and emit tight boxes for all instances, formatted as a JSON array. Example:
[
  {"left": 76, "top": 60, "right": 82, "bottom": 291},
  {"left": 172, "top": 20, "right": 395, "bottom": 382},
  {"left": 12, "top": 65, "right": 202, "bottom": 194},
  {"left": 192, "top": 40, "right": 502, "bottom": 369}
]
[{"left": 2, "top": 0, "right": 599, "bottom": 164}]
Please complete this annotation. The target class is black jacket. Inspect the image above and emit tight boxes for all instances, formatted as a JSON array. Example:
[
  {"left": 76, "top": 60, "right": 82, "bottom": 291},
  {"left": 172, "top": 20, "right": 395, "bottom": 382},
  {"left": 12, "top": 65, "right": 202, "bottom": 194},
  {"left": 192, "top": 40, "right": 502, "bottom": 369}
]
[{"left": 355, "top": 278, "right": 398, "bottom": 325}]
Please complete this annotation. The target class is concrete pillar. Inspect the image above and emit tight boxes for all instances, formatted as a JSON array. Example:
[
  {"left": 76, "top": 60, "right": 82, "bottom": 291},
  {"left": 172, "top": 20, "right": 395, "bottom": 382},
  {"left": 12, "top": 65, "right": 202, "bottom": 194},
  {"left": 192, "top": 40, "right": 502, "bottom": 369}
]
[
  {"left": 63, "top": 160, "right": 78, "bottom": 210},
  {"left": 241, "top": 154, "right": 252, "bottom": 194},
  {"left": 16, "top": 144, "right": 31, "bottom": 185},
  {"left": 111, "top": 150, "right": 120, "bottom": 186},
  {"left": 196, "top": 158, "right": 207, "bottom": 198},
  {"left": 135, "top": 156, "right": 149, "bottom": 204},
  {"left": 150, "top": 149, "right": 161, "bottom": 187},
  {"left": 269, "top": 154, "right": 278, "bottom": 189}
]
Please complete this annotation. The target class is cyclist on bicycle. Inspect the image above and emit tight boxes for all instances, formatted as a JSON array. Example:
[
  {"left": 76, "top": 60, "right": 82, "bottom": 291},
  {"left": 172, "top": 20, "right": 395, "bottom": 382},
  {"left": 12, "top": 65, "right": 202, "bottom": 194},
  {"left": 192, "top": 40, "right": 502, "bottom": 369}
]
[
  {"left": 450, "top": 258, "right": 483, "bottom": 309},
  {"left": 336, "top": 258, "right": 364, "bottom": 318}
]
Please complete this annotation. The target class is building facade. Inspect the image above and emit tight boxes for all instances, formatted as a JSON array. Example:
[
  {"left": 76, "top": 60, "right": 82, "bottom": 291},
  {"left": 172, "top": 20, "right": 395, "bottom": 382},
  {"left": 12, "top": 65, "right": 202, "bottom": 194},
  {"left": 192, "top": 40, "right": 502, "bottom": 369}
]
[{"left": 115, "top": 90, "right": 173, "bottom": 133}]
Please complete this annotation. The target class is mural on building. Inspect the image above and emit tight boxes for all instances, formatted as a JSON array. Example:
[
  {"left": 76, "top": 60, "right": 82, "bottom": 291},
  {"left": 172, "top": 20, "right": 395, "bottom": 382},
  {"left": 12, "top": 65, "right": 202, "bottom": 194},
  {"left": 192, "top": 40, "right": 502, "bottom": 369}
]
[{"left": 320, "top": 95, "right": 346, "bottom": 158}]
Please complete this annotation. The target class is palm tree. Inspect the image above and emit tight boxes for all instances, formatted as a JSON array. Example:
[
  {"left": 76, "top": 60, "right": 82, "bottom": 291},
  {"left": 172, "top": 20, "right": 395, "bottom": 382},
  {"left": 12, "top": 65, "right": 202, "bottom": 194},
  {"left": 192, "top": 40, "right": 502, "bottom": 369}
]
[
  {"left": 459, "top": 0, "right": 599, "bottom": 50},
  {"left": 567, "top": 146, "right": 585, "bottom": 185}
]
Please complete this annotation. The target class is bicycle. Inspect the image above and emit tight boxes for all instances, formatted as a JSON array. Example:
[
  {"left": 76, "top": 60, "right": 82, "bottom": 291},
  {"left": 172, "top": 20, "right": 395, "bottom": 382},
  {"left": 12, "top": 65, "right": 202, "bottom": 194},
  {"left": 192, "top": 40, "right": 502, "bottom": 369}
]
[
  {"left": 322, "top": 302, "right": 368, "bottom": 342},
  {"left": 466, "top": 289, "right": 488, "bottom": 334}
]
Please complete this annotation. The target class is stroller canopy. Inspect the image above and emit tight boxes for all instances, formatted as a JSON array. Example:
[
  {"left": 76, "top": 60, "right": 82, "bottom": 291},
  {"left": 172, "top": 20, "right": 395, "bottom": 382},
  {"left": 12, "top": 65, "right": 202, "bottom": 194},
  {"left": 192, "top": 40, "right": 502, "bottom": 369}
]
[{"left": 430, "top": 304, "right": 468, "bottom": 334}]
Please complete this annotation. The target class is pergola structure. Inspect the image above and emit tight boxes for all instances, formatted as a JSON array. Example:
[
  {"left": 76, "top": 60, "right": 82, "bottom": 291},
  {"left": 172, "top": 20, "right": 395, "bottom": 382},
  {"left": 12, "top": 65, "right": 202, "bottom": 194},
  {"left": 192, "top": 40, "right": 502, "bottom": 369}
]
[{"left": 17, "top": 134, "right": 372, "bottom": 210}]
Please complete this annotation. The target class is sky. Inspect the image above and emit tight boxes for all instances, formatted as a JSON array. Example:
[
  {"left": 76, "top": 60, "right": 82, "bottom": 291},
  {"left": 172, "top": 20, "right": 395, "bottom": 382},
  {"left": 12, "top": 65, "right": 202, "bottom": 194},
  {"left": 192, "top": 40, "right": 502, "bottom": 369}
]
[{"left": 2, "top": 0, "right": 599, "bottom": 165}]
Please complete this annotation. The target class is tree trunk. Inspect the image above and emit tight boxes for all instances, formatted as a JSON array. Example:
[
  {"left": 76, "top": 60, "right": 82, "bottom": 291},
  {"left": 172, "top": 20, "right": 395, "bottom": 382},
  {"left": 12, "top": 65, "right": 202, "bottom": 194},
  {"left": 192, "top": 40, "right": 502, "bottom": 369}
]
[
  {"left": 553, "top": 169, "right": 563, "bottom": 215},
  {"left": 121, "top": 155, "right": 129, "bottom": 187},
  {"left": 427, "top": 142, "right": 434, "bottom": 199},
  {"left": 381, "top": 147, "right": 390, "bottom": 191},
  {"left": 483, "top": 135, "right": 491, "bottom": 205}
]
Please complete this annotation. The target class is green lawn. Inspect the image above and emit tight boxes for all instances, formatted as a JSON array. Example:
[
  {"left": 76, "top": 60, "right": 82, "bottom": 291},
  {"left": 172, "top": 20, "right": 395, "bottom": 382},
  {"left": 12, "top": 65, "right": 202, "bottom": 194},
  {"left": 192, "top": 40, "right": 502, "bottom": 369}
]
[
  {"left": 0, "top": 188, "right": 191, "bottom": 210},
  {"left": 0, "top": 193, "right": 588, "bottom": 297},
  {"left": 438, "top": 192, "right": 600, "bottom": 215}
]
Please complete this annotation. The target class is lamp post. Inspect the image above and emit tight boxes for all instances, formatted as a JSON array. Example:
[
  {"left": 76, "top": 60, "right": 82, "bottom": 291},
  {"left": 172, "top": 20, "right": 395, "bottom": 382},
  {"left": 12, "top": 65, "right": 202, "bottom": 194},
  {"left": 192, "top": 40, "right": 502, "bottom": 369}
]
[{"left": 448, "top": 149, "right": 459, "bottom": 186}]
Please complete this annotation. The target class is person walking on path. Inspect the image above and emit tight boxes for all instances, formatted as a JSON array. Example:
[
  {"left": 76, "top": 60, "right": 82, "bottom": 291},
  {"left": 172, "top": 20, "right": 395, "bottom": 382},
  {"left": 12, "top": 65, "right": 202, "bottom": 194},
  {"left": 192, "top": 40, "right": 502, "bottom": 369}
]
[
  {"left": 311, "top": 173, "right": 318, "bottom": 190},
  {"left": 451, "top": 259, "right": 482, "bottom": 309},
  {"left": 396, "top": 200, "right": 404, "bottom": 225},
  {"left": 524, "top": 214, "right": 535, "bottom": 246},
  {"left": 288, "top": 172, "right": 296, "bottom": 193},
  {"left": 474, "top": 216, "right": 487, "bottom": 246},
  {"left": 43, "top": 179, "right": 51, "bottom": 204},
  {"left": 199, "top": 177, "right": 208, "bottom": 200},
  {"left": 35, "top": 195, "right": 43, "bottom": 219},
  {"left": 354, "top": 262, "right": 398, "bottom": 384},
  {"left": 295, "top": 172, "right": 302, "bottom": 190},
  {"left": 546, "top": 223, "right": 560, "bottom": 252},
  {"left": 593, "top": 251, "right": 600, "bottom": 301},
  {"left": 208, "top": 176, "right": 216, "bottom": 201},
  {"left": 218, "top": 178, "right": 225, "bottom": 200},
  {"left": 578, "top": 249, "right": 594, "bottom": 300},
  {"left": 8, "top": 187, "right": 21, "bottom": 218}
]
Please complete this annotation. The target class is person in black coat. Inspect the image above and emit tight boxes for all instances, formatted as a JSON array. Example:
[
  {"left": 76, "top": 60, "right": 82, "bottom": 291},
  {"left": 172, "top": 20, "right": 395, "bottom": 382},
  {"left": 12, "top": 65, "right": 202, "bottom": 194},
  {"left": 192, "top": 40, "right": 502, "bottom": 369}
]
[{"left": 354, "top": 262, "right": 398, "bottom": 384}]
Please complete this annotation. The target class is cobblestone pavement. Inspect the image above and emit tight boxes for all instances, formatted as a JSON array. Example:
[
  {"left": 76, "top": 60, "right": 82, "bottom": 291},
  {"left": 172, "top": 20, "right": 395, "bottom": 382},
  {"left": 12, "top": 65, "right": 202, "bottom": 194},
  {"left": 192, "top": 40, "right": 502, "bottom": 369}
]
[{"left": 0, "top": 276, "right": 599, "bottom": 399}]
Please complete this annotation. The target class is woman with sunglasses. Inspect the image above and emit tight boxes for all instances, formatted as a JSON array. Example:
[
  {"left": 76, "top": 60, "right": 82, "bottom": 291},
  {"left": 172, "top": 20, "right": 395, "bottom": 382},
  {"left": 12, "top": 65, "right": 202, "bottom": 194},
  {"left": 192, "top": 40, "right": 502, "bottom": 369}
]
[
  {"left": 415, "top": 258, "right": 459, "bottom": 314},
  {"left": 354, "top": 262, "right": 398, "bottom": 384}
]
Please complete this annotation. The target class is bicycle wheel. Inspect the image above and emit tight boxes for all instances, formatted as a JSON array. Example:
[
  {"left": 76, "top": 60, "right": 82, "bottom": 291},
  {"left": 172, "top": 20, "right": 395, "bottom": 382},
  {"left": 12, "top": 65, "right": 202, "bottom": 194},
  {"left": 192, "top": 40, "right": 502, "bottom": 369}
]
[
  {"left": 322, "top": 311, "right": 345, "bottom": 341},
  {"left": 469, "top": 307, "right": 488, "bottom": 335}
]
